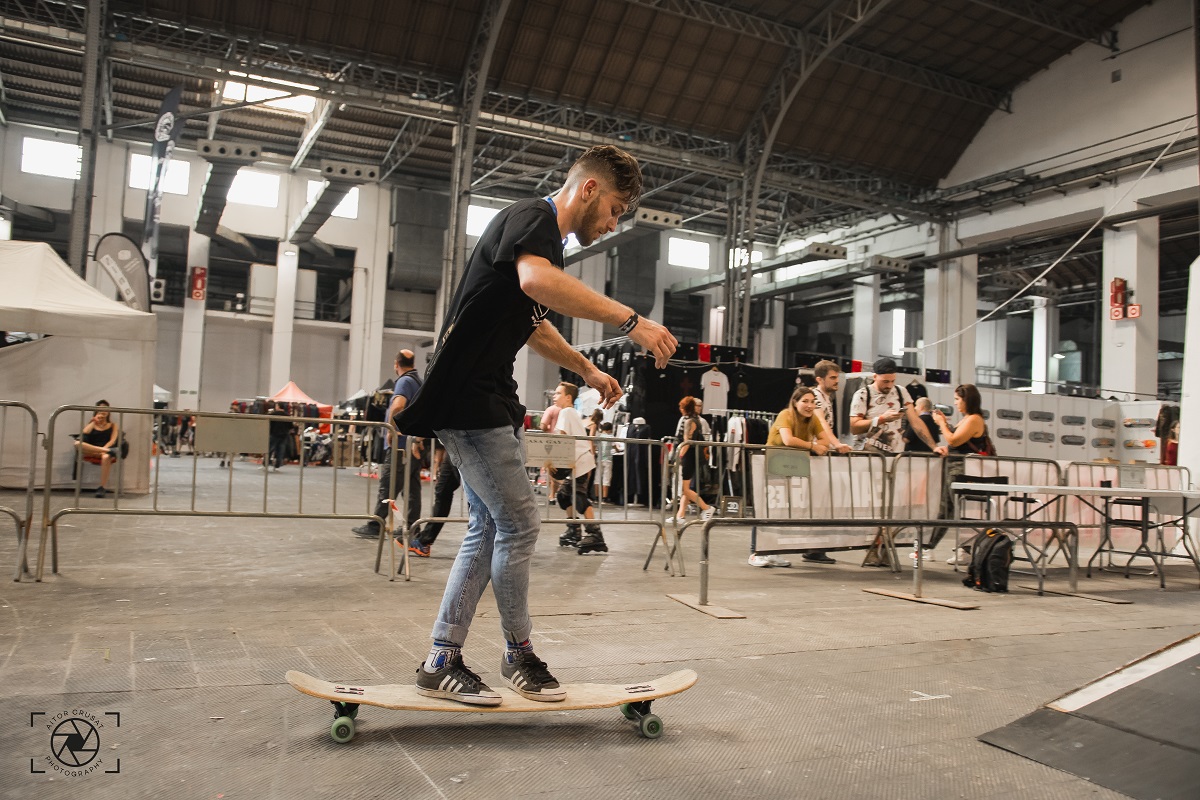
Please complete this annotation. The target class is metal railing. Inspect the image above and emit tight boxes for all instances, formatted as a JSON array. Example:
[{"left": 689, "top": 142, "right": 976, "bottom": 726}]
[
  {"left": 687, "top": 516, "right": 1081, "bottom": 612},
  {"left": 527, "top": 431, "right": 673, "bottom": 573},
  {"left": 1, "top": 401, "right": 39, "bottom": 581},
  {"left": 34, "top": 405, "right": 399, "bottom": 582}
]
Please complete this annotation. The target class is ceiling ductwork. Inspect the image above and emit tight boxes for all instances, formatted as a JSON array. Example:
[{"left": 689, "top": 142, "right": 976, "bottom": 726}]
[
  {"left": 564, "top": 207, "right": 681, "bottom": 266},
  {"left": 194, "top": 139, "right": 262, "bottom": 239},
  {"left": 288, "top": 160, "right": 378, "bottom": 244}
]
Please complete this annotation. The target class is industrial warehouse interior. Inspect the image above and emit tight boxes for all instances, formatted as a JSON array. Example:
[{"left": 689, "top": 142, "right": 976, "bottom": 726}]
[{"left": 1, "top": 1, "right": 1198, "bottom": 798}]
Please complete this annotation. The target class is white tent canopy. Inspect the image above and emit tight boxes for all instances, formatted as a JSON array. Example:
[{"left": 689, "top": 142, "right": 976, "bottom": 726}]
[
  {"left": 0, "top": 241, "right": 156, "bottom": 491},
  {"left": 1, "top": 241, "right": 156, "bottom": 342}
]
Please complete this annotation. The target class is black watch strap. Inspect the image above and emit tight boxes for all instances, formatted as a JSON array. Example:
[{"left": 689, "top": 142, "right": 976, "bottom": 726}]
[{"left": 619, "top": 312, "right": 639, "bottom": 335}]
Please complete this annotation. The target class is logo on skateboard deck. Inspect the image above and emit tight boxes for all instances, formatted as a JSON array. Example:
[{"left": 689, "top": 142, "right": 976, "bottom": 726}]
[
  {"left": 622, "top": 684, "right": 655, "bottom": 694},
  {"left": 334, "top": 685, "right": 366, "bottom": 695}
]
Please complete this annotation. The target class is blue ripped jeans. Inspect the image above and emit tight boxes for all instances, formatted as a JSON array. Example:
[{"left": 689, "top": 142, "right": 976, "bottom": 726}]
[{"left": 431, "top": 425, "right": 541, "bottom": 647}]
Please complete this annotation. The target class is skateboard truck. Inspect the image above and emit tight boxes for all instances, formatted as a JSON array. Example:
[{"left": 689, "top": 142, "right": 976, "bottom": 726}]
[{"left": 619, "top": 700, "right": 663, "bottom": 738}]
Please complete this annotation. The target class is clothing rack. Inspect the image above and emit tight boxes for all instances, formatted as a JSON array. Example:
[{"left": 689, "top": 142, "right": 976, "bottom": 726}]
[{"left": 708, "top": 408, "right": 776, "bottom": 421}]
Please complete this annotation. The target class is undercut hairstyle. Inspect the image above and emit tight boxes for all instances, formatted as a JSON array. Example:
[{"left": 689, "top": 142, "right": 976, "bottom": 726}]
[
  {"left": 559, "top": 381, "right": 579, "bottom": 402},
  {"left": 396, "top": 350, "right": 415, "bottom": 369},
  {"left": 955, "top": 383, "right": 983, "bottom": 416},
  {"left": 570, "top": 145, "right": 643, "bottom": 208},
  {"left": 813, "top": 360, "right": 840, "bottom": 380},
  {"left": 678, "top": 396, "right": 697, "bottom": 416}
]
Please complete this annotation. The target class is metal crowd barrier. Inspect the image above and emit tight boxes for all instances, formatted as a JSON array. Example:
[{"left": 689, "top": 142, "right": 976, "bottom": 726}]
[
  {"left": 1061, "top": 461, "right": 1191, "bottom": 532},
  {"left": 680, "top": 516, "right": 1081, "bottom": 615},
  {"left": 526, "top": 430, "right": 674, "bottom": 573},
  {"left": 34, "top": 405, "right": 399, "bottom": 582},
  {"left": 742, "top": 447, "right": 893, "bottom": 564},
  {"left": 1, "top": 401, "right": 39, "bottom": 581}
]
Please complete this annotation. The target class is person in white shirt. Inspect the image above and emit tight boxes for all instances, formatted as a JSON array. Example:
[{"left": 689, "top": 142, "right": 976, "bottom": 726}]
[
  {"left": 551, "top": 382, "right": 607, "bottom": 554},
  {"left": 811, "top": 360, "right": 852, "bottom": 455},
  {"left": 849, "top": 358, "right": 942, "bottom": 454}
]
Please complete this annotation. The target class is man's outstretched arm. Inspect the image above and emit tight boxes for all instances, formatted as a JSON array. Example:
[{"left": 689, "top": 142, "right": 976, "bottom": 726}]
[
  {"left": 517, "top": 255, "right": 677, "bottom": 368},
  {"left": 527, "top": 320, "right": 622, "bottom": 409}
]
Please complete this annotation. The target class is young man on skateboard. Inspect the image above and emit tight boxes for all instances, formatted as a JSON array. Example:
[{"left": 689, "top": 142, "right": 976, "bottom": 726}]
[{"left": 396, "top": 145, "right": 677, "bottom": 706}]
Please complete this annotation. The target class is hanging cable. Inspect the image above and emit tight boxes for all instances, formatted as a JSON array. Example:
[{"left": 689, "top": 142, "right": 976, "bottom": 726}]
[{"left": 921, "top": 115, "right": 1196, "bottom": 353}]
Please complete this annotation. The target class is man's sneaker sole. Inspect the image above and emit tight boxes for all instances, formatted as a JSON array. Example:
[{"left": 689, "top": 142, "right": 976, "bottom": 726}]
[
  {"left": 415, "top": 685, "right": 502, "bottom": 706},
  {"left": 503, "top": 674, "right": 567, "bottom": 702}
]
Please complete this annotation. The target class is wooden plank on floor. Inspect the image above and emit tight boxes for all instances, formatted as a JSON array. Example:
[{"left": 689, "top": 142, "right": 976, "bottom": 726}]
[
  {"left": 666, "top": 593, "right": 746, "bottom": 619},
  {"left": 862, "top": 588, "right": 979, "bottom": 610},
  {"left": 1015, "top": 585, "right": 1134, "bottom": 604}
]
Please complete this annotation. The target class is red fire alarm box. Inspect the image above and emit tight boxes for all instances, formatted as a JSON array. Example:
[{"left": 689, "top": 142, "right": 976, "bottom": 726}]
[{"left": 189, "top": 266, "right": 208, "bottom": 301}]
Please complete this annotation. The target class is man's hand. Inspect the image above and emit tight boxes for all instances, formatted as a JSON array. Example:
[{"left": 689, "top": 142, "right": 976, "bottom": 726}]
[
  {"left": 583, "top": 365, "right": 623, "bottom": 409},
  {"left": 628, "top": 317, "right": 678, "bottom": 369},
  {"left": 410, "top": 438, "right": 424, "bottom": 458},
  {"left": 934, "top": 446, "right": 948, "bottom": 457},
  {"left": 880, "top": 409, "right": 903, "bottom": 425},
  {"left": 835, "top": 442, "right": 852, "bottom": 454}
]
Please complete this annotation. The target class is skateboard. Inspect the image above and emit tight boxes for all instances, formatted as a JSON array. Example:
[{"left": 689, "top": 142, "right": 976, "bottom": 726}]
[{"left": 286, "top": 668, "right": 697, "bottom": 743}]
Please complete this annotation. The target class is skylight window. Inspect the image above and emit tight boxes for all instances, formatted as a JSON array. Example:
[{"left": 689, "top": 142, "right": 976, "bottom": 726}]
[{"left": 220, "top": 72, "right": 317, "bottom": 114}]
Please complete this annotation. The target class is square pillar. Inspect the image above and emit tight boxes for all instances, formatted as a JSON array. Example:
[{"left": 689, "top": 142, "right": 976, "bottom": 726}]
[
  {"left": 269, "top": 243, "right": 299, "bottom": 393},
  {"left": 1101, "top": 217, "right": 1159, "bottom": 399},
  {"left": 922, "top": 252, "right": 978, "bottom": 387},
  {"left": 1030, "top": 297, "right": 1059, "bottom": 394},
  {"left": 852, "top": 276, "right": 881, "bottom": 363},
  {"left": 177, "top": 232, "right": 210, "bottom": 409}
]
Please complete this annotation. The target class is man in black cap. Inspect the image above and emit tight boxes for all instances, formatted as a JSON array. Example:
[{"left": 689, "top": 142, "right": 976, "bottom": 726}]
[{"left": 849, "top": 357, "right": 942, "bottom": 455}]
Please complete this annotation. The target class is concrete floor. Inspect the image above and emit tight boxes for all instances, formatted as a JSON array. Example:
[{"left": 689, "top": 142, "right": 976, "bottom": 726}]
[{"left": 2, "top": 456, "right": 1198, "bottom": 799}]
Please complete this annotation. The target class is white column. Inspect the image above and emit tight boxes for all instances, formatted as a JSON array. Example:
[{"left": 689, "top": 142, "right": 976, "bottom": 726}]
[
  {"left": 1030, "top": 297, "right": 1059, "bottom": 394},
  {"left": 1178, "top": 254, "right": 1200, "bottom": 489},
  {"left": 176, "top": 232, "right": 210, "bottom": 410},
  {"left": 852, "top": 276, "right": 881, "bottom": 364},
  {"left": 922, "top": 250, "right": 978, "bottom": 388},
  {"left": 346, "top": 189, "right": 390, "bottom": 396},
  {"left": 269, "top": 243, "right": 299, "bottom": 393},
  {"left": 1101, "top": 218, "right": 1159, "bottom": 399}
]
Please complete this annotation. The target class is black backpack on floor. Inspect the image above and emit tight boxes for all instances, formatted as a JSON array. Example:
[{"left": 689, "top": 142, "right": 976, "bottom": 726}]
[{"left": 963, "top": 529, "right": 1013, "bottom": 593}]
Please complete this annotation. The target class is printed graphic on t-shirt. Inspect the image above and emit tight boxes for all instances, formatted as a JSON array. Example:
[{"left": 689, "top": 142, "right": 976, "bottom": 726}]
[
  {"left": 850, "top": 385, "right": 911, "bottom": 452},
  {"left": 701, "top": 370, "right": 729, "bottom": 414}
]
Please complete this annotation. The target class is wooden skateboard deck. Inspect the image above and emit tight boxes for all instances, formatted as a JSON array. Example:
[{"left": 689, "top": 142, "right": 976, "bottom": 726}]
[{"left": 287, "top": 668, "right": 698, "bottom": 742}]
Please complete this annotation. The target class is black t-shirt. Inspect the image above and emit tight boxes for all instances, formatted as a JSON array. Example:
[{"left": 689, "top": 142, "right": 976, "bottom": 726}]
[
  {"left": 903, "top": 412, "right": 939, "bottom": 453},
  {"left": 397, "top": 197, "right": 563, "bottom": 438}
]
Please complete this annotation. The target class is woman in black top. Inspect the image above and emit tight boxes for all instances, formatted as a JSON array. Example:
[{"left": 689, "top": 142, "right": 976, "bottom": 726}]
[
  {"left": 76, "top": 399, "right": 119, "bottom": 497},
  {"left": 933, "top": 384, "right": 990, "bottom": 455},
  {"left": 931, "top": 384, "right": 992, "bottom": 563}
]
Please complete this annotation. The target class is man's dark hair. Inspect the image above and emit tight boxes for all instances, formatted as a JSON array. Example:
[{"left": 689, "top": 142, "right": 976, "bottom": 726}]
[
  {"left": 571, "top": 145, "right": 643, "bottom": 208},
  {"left": 813, "top": 360, "right": 840, "bottom": 380},
  {"left": 396, "top": 349, "right": 415, "bottom": 369},
  {"left": 95, "top": 399, "right": 110, "bottom": 407}
]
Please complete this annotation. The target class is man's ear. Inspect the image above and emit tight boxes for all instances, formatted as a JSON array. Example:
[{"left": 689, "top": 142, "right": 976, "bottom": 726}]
[{"left": 580, "top": 176, "right": 599, "bottom": 201}]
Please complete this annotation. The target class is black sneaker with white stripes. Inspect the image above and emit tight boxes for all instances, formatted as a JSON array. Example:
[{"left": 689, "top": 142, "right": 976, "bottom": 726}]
[
  {"left": 501, "top": 651, "right": 567, "bottom": 702},
  {"left": 414, "top": 654, "right": 502, "bottom": 707}
]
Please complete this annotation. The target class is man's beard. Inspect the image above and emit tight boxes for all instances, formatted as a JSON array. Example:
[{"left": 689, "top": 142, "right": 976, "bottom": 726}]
[{"left": 575, "top": 198, "right": 605, "bottom": 247}]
